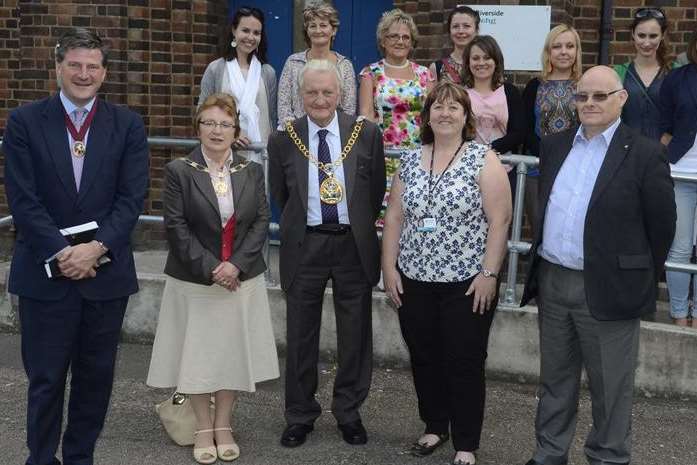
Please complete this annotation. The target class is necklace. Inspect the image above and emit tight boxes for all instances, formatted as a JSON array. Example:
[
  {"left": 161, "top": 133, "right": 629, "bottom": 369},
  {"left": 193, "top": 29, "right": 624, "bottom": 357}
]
[
  {"left": 449, "top": 52, "right": 463, "bottom": 65},
  {"left": 384, "top": 59, "right": 410, "bottom": 69},
  {"left": 285, "top": 119, "right": 365, "bottom": 205},
  {"left": 179, "top": 153, "right": 250, "bottom": 196}
]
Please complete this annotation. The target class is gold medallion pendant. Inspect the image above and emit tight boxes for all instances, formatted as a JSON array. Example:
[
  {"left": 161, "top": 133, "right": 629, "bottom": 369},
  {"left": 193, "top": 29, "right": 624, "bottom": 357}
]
[
  {"left": 72, "top": 141, "right": 86, "bottom": 158},
  {"left": 320, "top": 175, "right": 343, "bottom": 204},
  {"left": 213, "top": 177, "right": 228, "bottom": 196}
]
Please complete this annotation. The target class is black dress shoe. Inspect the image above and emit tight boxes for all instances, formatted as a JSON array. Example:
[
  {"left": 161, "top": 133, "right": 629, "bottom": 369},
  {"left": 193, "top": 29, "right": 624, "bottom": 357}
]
[
  {"left": 338, "top": 419, "right": 368, "bottom": 445},
  {"left": 409, "top": 432, "right": 450, "bottom": 457},
  {"left": 280, "top": 423, "right": 313, "bottom": 448},
  {"left": 524, "top": 460, "right": 543, "bottom": 465}
]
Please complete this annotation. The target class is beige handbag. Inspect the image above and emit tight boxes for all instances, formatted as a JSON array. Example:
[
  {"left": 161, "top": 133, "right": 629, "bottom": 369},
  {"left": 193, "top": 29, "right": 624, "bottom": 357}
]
[{"left": 155, "top": 392, "right": 215, "bottom": 446}]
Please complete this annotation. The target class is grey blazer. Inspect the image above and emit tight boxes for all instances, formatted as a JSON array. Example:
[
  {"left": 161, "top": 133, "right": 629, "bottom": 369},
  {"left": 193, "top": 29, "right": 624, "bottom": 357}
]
[
  {"left": 268, "top": 112, "right": 386, "bottom": 290},
  {"left": 198, "top": 57, "right": 278, "bottom": 130},
  {"left": 163, "top": 146, "right": 270, "bottom": 285}
]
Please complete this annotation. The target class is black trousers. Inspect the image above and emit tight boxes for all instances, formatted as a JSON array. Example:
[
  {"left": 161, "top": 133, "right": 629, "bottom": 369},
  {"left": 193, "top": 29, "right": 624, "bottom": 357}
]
[
  {"left": 398, "top": 272, "right": 496, "bottom": 451},
  {"left": 284, "top": 230, "right": 373, "bottom": 425},
  {"left": 19, "top": 287, "right": 128, "bottom": 465}
]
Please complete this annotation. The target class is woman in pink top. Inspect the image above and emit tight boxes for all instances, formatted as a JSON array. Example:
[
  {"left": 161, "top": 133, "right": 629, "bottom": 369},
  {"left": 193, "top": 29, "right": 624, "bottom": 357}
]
[{"left": 462, "top": 35, "right": 524, "bottom": 192}]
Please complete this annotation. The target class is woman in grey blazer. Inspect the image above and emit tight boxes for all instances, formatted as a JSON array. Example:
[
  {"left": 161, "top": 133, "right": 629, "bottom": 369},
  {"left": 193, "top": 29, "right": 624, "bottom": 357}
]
[
  {"left": 147, "top": 94, "right": 279, "bottom": 464},
  {"left": 198, "top": 7, "right": 277, "bottom": 163}
]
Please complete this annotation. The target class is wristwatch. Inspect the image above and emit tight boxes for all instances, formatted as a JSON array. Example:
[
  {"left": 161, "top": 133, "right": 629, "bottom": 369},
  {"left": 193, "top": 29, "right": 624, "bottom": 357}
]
[{"left": 481, "top": 269, "right": 499, "bottom": 279}]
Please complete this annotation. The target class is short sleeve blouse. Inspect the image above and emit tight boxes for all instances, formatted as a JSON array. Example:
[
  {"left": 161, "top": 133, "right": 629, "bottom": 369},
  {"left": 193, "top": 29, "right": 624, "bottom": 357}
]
[{"left": 397, "top": 143, "right": 489, "bottom": 282}]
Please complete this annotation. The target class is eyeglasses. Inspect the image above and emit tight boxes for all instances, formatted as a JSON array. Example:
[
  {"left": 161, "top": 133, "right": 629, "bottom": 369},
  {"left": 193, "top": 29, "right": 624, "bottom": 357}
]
[
  {"left": 635, "top": 7, "right": 665, "bottom": 20},
  {"left": 385, "top": 33, "right": 412, "bottom": 44},
  {"left": 572, "top": 89, "right": 624, "bottom": 103},
  {"left": 199, "top": 120, "right": 237, "bottom": 130}
]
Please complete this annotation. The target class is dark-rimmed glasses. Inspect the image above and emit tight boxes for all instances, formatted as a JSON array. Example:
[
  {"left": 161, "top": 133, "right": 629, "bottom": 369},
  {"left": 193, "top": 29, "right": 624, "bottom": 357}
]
[{"left": 573, "top": 89, "right": 624, "bottom": 103}]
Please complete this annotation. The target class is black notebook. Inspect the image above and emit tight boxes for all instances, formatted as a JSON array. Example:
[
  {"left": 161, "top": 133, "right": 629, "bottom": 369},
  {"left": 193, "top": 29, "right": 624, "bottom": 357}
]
[{"left": 44, "top": 221, "right": 111, "bottom": 279}]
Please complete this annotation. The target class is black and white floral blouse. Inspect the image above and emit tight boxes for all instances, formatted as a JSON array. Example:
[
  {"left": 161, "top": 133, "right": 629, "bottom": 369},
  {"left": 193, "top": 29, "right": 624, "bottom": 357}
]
[{"left": 397, "top": 143, "right": 489, "bottom": 282}]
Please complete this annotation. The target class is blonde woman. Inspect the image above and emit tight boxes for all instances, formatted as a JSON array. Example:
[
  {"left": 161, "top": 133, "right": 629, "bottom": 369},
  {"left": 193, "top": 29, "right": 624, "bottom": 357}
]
[
  {"left": 358, "top": 8, "right": 434, "bottom": 227},
  {"left": 277, "top": 1, "right": 356, "bottom": 126},
  {"left": 522, "top": 24, "right": 582, "bottom": 234}
]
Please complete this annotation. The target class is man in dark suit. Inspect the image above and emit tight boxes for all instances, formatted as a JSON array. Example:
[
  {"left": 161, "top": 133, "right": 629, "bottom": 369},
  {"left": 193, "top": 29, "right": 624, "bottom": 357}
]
[
  {"left": 3, "top": 28, "right": 149, "bottom": 465},
  {"left": 520, "top": 65, "right": 676, "bottom": 465},
  {"left": 268, "top": 59, "right": 385, "bottom": 447}
]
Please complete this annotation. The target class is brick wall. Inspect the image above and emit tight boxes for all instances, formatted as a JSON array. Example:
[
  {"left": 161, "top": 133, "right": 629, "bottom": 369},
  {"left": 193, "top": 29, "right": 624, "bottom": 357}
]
[
  {"left": 0, "top": 0, "right": 226, "bottom": 249},
  {"left": 1, "top": 1, "right": 696, "bottom": 224}
]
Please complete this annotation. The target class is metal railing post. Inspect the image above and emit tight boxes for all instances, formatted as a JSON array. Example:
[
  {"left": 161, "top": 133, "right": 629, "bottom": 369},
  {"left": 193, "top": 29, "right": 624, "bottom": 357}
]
[{"left": 502, "top": 160, "right": 529, "bottom": 305}]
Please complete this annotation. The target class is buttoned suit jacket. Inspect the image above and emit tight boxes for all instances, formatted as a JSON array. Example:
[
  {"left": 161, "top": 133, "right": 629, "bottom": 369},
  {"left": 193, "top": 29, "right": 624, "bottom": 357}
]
[
  {"left": 520, "top": 123, "right": 676, "bottom": 320},
  {"left": 163, "top": 147, "right": 270, "bottom": 285},
  {"left": 4, "top": 94, "right": 149, "bottom": 301},
  {"left": 268, "top": 112, "right": 386, "bottom": 291}
]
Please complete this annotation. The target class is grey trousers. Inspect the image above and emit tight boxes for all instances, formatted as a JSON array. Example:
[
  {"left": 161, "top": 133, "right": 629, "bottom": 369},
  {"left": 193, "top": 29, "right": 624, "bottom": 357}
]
[{"left": 533, "top": 260, "right": 640, "bottom": 465}]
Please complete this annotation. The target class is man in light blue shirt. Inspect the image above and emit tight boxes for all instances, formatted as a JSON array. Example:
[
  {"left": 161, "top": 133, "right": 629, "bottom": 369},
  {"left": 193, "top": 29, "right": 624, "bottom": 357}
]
[{"left": 521, "top": 66, "right": 676, "bottom": 465}]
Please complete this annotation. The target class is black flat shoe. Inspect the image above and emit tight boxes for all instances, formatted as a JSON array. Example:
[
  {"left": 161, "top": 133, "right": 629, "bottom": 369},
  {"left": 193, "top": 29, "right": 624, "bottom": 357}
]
[
  {"left": 338, "top": 419, "right": 368, "bottom": 445},
  {"left": 409, "top": 432, "right": 450, "bottom": 457},
  {"left": 280, "top": 423, "right": 313, "bottom": 448}
]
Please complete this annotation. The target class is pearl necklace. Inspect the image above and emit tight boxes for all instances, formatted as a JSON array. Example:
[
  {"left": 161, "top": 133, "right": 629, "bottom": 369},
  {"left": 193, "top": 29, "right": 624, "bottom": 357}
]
[{"left": 384, "top": 59, "right": 410, "bottom": 69}]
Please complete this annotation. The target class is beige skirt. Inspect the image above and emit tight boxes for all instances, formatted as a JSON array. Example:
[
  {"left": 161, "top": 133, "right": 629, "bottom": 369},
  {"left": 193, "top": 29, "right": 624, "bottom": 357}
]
[{"left": 146, "top": 274, "right": 280, "bottom": 393}]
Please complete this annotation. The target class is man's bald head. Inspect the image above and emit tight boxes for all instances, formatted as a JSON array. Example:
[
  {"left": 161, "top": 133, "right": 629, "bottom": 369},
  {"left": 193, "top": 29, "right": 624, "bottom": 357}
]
[{"left": 575, "top": 65, "right": 627, "bottom": 138}]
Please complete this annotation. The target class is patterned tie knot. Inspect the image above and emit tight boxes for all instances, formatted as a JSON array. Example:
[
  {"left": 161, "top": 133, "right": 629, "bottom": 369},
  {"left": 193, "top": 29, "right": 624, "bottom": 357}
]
[
  {"left": 72, "top": 108, "right": 86, "bottom": 130},
  {"left": 318, "top": 128, "right": 328, "bottom": 141}
]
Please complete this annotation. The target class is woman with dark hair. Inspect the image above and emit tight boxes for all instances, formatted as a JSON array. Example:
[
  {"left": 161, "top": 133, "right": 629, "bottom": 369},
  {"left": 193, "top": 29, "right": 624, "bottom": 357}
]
[
  {"left": 614, "top": 7, "right": 677, "bottom": 141},
  {"left": 428, "top": 5, "right": 479, "bottom": 84},
  {"left": 659, "top": 26, "right": 697, "bottom": 327},
  {"left": 147, "top": 94, "right": 279, "bottom": 463},
  {"left": 277, "top": 1, "right": 356, "bottom": 126},
  {"left": 462, "top": 35, "right": 524, "bottom": 191},
  {"left": 198, "top": 6, "right": 277, "bottom": 163},
  {"left": 382, "top": 81, "right": 511, "bottom": 465}
]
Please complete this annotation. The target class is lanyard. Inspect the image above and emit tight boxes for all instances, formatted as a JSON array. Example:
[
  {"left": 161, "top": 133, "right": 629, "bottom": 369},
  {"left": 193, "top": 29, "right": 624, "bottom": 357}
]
[{"left": 427, "top": 139, "right": 466, "bottom": 209}]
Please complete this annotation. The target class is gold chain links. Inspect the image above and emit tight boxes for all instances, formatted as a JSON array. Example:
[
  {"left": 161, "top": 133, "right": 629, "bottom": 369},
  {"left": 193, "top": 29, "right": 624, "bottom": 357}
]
[
  {"left": 179, "top": 157, "right": 250, "bottom": 175},
  {"left": 285, "top": 119, "right": 364, "bottom": 176}
]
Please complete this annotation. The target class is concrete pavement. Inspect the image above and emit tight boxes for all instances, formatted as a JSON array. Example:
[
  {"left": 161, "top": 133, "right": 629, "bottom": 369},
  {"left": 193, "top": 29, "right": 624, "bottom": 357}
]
[{"left": 1, "top": 332, "right": 696, "bottom": 465}]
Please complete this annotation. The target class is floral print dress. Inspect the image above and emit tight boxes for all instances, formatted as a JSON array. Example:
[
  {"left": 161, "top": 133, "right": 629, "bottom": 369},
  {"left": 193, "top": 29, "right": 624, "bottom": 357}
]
[{"left": 360, "top": 60, "right": 432, "bottom": 227}]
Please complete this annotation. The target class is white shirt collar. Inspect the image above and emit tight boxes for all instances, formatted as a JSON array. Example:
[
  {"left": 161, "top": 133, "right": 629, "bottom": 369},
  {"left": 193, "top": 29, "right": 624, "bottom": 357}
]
[
  {"left": 574, "top": 117, "right": 622, "bottom": 146},
  {"left": 59, "top": 90, "right": 96, "bottom": 115},
  {"left": 307, "top": 112, "right": 340, "bottom": 140}
]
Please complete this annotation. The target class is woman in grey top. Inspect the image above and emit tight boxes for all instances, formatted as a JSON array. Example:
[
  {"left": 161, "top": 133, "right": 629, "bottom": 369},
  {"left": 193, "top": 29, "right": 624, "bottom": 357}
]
[
  {"left": 198, "top": 7, "right": 277, "bottom": 162},
  {"left": 277, "top": 2, "right": 356, "bottom": 127}
]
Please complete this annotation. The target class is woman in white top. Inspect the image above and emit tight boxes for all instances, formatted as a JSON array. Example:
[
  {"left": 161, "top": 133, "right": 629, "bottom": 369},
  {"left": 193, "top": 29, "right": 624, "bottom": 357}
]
[
  {"left": 382, "top": 81, "right": 511, "bottom": 465},
  {"left": 199, "top": 6, "right": 277, "bottom": 163}
]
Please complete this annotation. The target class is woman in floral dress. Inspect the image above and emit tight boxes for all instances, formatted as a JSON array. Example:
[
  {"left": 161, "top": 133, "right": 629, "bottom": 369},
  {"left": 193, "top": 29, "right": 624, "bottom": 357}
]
[{"left": 359, "top": 8, "right": 434, "bottom": 227}]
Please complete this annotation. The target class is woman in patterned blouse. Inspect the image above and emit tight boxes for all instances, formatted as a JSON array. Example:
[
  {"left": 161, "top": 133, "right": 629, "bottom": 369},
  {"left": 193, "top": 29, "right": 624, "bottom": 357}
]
[
  {"left": 358, "top": 8, "right": 434, "bottom": 227},
  {"left": 276, "top": 2, "right": 356, "bottom": 127},
  {"left": 429, "top": 5, "right": 480, "bottom": 84},
  {"left": 521, "top": 24, "right": 582, "bottom": 236},
  {"left": 382, "top": 81, "right": 511, "bottom": 465}
]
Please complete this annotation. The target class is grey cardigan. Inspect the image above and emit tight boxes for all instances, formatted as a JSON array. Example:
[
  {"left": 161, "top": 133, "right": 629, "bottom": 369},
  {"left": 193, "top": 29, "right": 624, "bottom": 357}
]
[{"left": 198, "top": 57, "right": 278, "bottom": 130}]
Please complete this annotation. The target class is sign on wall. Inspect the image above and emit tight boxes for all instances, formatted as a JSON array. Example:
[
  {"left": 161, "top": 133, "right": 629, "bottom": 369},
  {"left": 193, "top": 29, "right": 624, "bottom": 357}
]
[{"left": 467, "top": 5, "right": 552, "bottom": 71}]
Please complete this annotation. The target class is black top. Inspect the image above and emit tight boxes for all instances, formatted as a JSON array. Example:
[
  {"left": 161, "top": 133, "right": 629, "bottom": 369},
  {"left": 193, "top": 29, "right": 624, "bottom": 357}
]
[{"left": 621, "top": 63, "right": 666, "bottom": 141}]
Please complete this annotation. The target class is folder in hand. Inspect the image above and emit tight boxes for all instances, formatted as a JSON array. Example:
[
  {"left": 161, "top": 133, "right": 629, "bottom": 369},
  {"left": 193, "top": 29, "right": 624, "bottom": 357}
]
[{"left": 44, "top": 221, "right": 111, "bottom": 279}]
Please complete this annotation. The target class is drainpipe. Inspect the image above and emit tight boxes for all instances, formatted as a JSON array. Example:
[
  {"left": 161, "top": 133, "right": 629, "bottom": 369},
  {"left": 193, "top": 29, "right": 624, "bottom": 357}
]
[{"left": 598, "top": 0, "right": 614, "bottom": 65}]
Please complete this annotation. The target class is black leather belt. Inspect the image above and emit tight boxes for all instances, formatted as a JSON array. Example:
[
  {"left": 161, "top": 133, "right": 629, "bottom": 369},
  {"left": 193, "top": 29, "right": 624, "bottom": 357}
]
[{"left": 306, "top": 224, "right": 351, "bottom": 235}]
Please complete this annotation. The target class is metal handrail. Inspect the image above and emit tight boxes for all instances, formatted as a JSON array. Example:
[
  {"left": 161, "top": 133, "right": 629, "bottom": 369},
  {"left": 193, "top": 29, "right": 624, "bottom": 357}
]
[{"left": 3, "top": 136, "right": 697, "bottom": 308}]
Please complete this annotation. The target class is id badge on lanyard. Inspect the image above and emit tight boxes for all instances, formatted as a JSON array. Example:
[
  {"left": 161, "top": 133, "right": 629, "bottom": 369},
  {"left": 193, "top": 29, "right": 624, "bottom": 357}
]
[{"left": 417, "top": 216, "right": 437, "bottom": 232}]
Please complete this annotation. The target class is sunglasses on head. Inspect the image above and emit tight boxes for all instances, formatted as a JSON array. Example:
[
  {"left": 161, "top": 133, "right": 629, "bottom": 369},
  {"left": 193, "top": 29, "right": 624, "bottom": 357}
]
[
  {"left": 635, "top": 7, "right": 665, "bottom": 20},
  {"left": 572, "top": 89, "right": 624, "bottom": 103}
]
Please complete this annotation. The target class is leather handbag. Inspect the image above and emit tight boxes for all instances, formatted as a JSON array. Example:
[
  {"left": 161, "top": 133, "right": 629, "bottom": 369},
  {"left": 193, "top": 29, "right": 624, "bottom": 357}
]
[{"left": 155, "top": 392, "right": 214, "bottom": 446}]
